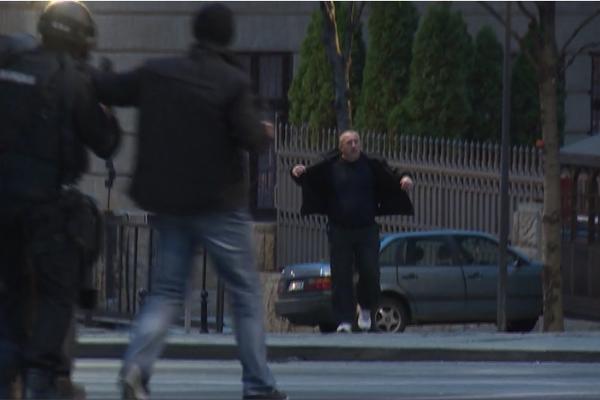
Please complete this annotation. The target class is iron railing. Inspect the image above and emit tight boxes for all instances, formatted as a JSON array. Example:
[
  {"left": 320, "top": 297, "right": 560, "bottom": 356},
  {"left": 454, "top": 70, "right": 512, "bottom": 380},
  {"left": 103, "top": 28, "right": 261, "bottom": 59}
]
[
  {"left": 90, "top": 211, "right": 226, "bottom": 332},
  {"left": 275, "top": 124, "right": 544, "bottom": 267}
]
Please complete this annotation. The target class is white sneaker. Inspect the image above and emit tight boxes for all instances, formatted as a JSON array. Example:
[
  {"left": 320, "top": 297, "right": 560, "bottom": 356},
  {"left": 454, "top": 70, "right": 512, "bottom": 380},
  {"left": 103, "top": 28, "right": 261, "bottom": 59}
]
[
  {"left": 336, "top": 323, "right": 352, "bottom": 333},
  {"left": 357, "top": 308, "right": 371, "bottom": 331}
]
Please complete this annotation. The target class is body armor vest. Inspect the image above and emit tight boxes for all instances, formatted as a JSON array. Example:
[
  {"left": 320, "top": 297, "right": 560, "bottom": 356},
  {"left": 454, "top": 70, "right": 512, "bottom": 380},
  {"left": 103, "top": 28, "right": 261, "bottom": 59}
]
[{"left": 0, "top": 35, "right": 85, "bottom": 201}]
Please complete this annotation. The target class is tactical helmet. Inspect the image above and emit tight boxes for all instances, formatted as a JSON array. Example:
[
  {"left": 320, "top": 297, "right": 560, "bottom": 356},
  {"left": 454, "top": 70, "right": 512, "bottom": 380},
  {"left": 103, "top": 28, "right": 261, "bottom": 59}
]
[{"left": 38, "top": 1, "right": 96, "bottom": 54}]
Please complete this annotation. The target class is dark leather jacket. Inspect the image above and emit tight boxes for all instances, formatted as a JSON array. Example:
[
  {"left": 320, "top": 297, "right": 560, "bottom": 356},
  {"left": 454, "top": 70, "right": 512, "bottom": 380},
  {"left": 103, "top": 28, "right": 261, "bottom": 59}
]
[
  {"left": 291, "top": 150, "right": 414, "bottom": 217},
  {"left": 94, "top": 42, "right": 269, "bottom": 215}
]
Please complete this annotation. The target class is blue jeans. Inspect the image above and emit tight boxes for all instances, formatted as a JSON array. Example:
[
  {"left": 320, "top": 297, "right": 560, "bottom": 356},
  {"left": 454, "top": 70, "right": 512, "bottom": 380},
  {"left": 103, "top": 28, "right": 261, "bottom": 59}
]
[{"left": 123, "top": 210, "right": 277, "bottom": 396}]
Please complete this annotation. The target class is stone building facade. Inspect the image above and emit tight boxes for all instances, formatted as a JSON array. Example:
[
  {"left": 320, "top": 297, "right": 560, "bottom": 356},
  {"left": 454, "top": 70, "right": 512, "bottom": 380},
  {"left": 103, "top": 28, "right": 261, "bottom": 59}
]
[{"left": 1, "top": 1, "right": 599, "bottom": 213}]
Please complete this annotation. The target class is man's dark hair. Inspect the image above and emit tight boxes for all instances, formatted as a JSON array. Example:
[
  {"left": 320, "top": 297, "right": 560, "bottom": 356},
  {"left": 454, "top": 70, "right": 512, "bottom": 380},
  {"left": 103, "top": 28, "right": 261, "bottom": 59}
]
[{"left": 193, "top": 3, "right": 234, "bottom": 46}]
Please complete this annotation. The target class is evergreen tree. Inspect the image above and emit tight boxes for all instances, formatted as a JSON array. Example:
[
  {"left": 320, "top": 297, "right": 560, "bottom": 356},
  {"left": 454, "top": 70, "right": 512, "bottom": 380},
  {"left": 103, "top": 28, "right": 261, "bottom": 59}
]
[
  {"left": 349, "top": 21, "right": 366, "bottom": 121},
  {"left": 511, "top": 29, "right": 540, "bottom": 146},
  {"left": 469, "top": 26, "right": 503, "bottom": 142},
  {"left": 511, "top": 27, "right": 566, "bottom": 147},
  {"left": 355, "top": 2, "right": 418, "bottom": 134},
  {"left": 288, "top": 10, "right": 335, "bottom": 129},
  {"left": 395, "top": 4, "right": 473, "bottom": 138}
]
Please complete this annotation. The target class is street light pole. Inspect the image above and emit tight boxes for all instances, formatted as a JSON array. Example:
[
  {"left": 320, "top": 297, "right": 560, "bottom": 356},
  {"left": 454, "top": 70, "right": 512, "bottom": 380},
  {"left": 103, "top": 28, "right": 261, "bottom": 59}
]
[{"left": 497, "top": 1, "right": 512, "bottom": 332}]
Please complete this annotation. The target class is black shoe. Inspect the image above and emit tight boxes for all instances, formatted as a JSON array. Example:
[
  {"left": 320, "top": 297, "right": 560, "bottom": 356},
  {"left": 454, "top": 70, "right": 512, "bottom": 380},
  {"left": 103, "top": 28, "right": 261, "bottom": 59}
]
[
  {"left": 243, "top": 389, "right": 289, "bottom": 400},
  {"left": 55, "top": 376, "right": 87, "bottom": 400},
  {"left": 23, "top": 368, "right": 58, "bottom": 399}
]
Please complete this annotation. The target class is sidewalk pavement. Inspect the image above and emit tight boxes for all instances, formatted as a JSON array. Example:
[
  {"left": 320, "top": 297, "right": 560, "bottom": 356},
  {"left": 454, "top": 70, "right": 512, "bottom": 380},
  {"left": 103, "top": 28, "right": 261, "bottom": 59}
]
[{"left": 76, "top": 325, "right": 600, "bottom": 363}]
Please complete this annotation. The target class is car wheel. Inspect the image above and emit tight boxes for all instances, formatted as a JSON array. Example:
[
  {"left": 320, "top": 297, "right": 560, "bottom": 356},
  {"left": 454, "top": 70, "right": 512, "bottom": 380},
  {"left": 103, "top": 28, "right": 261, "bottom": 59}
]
[
  {"left": 375, "top": 297, "right": 408, "bottom": 333},
  {"left": 506, "top": 318, "right": 538, "bottom": 332},
  {"left": 318, "top": 322, "right": 338, "bottom": 333}
]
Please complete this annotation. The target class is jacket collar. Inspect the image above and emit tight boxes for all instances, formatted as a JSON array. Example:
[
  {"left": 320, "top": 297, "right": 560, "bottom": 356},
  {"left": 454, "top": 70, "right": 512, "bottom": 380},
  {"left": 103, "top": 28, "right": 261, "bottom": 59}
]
[
  {"left": 189, "top": 41, "right": 243, "bottom": 69},
  {"left": 325, "top": 149, "right": 368, "bottom": 163}
]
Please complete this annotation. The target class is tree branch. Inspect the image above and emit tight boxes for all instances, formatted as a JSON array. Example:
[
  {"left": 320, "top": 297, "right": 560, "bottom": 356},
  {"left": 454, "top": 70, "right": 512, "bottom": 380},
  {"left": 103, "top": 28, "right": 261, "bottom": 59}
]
[
  {"left": 559, "top": 7, "right": 600, "bottom": 59},
  {"left": 479, "top": 1, "right": 540, "bottom": 73},
  {"left": 353, "top": 1, "right": 366, "bottom": 30},
  {"left": 561, "top": 41, "right": 600, "bottom": 74},
  {"left": 517, "top": 1, "right": 537, "bottom": 24},
  {"left": 341, "top": 3, "right": 353, "bottom": 61},
  {"left": 320, "top": 1, "right": 341, "bottom": 55},
  {"left": 339, "top": 2, "right": 365, "bottom": 62},
  {"left": 321, "top": 1, "right": 335, "bottom": 22},
  {"left": 478, "top": 1, "right": 523, "bottom": 44}
]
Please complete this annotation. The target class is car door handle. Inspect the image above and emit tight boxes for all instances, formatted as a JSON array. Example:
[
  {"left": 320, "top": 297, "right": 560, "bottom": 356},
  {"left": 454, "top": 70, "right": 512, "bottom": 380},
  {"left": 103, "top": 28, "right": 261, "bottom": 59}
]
[
  {"left": 401, "top": 273, "right": 418, "bottom": 280},
  {"left": 466, "top": 272, "right": 482, "bottom": 280}
]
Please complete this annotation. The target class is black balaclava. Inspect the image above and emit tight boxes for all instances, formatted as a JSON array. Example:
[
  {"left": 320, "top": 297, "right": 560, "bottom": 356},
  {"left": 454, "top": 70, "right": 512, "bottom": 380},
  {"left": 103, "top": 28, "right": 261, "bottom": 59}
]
[{"left": 193, "top": 3, "right": 234, "bottom": 46}]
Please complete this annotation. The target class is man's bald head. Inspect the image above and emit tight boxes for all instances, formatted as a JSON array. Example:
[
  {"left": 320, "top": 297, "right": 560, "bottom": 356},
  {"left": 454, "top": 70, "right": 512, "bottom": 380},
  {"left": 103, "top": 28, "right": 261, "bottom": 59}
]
[{"left": 338, "top": 130, "right": 361, "bottom": 162}]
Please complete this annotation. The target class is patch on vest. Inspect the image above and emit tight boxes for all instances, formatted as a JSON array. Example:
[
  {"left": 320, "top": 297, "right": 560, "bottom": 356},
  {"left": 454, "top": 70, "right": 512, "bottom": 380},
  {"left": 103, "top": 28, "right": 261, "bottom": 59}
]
[{"left": 0, "top": 68, "right": 36, "bottom": 85}]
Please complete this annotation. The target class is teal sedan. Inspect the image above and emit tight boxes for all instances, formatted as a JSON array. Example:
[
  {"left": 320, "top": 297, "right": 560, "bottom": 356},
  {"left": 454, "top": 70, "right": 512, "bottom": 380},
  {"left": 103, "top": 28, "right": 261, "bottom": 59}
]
[{"left": 275, "top": 230, "right": 543, "bottom": 333}]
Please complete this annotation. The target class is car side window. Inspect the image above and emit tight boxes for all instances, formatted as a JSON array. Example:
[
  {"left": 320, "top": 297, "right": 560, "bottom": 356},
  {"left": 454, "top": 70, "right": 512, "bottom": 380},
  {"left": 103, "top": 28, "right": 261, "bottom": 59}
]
[
  {"left": 379, "top": 239, "right": 403, "bottom": 267},
  {"left": 401, "top": 237, "right": 455, "bottom": 267},
  {"left": 457, "top": 236, "right": 518, "bottom": 266}
]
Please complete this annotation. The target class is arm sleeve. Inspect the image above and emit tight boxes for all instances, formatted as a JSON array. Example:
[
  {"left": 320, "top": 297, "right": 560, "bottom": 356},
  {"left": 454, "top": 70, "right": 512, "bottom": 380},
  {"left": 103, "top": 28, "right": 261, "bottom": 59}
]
[
  {"left": 379, "top": 157, "right": 413, "bottom": 181},
  {"left": 227, "top": 80, "right": 271, "bottom": 153},
  {"left": 289, "top": 168, "right": 305, "bottom": 186},
  {"left": 72, "top": 73, "right": 122, "bottom": 160},
  {"left": 90, "top": 66, "right": 142, "bottom": 107}
]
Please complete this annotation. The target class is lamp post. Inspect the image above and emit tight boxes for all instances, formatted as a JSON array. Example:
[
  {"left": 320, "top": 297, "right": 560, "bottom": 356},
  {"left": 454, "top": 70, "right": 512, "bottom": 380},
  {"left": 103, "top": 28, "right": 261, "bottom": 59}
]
[{"left": 497, "top": 1, "right": 512, "bottom": 332}]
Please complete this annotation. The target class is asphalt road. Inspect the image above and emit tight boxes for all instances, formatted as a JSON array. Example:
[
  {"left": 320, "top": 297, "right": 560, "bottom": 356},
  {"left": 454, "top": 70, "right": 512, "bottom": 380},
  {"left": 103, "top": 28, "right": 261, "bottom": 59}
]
[{"left": 73, "top": 359, "right": 600, "bottom": 400}]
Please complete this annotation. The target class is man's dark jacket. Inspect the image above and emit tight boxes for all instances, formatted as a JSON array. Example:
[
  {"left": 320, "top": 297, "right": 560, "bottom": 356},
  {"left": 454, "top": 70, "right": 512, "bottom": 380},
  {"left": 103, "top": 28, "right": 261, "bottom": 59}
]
[
  {"left": 94, "top": 43, "right": 269, "bottom": 215},
  {"left": 291, "top": 151, "right": 414, "bottom": 217}
]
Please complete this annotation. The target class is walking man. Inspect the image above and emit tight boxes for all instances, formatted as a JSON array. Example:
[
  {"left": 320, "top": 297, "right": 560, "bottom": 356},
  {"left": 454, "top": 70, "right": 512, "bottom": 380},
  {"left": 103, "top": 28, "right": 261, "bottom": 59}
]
[
  {"left": 93, "top": 3, "right": 287, "bottom": 400},
  {"left": 291, "top": 130, "right": 414, "bottom": 333}
]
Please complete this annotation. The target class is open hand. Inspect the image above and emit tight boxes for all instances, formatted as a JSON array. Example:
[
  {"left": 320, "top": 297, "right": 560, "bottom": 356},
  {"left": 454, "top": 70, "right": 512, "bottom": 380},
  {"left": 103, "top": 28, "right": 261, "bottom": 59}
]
[
  {"left": 292, "top": 165, "right": 306, "bottom": 178},
  {"left": 400, "top": 176, "right": 413, "bottom": 191}
]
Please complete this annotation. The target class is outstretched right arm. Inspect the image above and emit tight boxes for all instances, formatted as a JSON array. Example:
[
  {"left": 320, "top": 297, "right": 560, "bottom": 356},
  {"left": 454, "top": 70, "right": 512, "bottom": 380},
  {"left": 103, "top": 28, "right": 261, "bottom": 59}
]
[
  {"left": 89, "top": 65, "right": 142, "bottom": 107},
  {"left": 290, "top": 164, "right": 306, "bottom": 185}
]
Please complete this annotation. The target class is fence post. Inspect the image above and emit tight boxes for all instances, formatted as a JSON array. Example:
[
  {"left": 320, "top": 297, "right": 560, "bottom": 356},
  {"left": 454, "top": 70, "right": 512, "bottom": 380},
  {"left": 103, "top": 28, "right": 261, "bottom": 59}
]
[
  {"left": 200, "top": 249, "right": 209, "bottom": 333},
  {"left": 216, "top": 278, "right": 225, "bottom": 333}
]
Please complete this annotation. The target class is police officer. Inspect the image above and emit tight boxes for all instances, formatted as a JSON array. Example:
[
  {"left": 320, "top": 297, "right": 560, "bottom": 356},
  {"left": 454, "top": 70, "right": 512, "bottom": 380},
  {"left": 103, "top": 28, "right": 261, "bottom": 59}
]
[{"left": 0, "top": 1, "right": 120, "bottom": 398}]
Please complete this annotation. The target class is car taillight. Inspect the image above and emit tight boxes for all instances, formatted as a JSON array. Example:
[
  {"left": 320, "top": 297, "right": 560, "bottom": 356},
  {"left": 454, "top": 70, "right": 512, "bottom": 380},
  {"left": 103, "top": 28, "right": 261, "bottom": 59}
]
[
  {"left": 305, "top": 276, "right": 332, "bottom": 291},
  {"left": 279, "top": 276, "right": 332, "bottom": 294}
]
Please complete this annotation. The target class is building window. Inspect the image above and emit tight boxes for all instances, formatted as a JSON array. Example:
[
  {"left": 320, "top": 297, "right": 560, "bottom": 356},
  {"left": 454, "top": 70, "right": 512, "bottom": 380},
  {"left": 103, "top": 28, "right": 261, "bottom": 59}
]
[
  {"left": 236, "top": 52, "right": 293, "bottom": 122},
  {"left": 592, "top": 53, "right": 600, "bottom": 135},
  {"left": 236, "top": 52, "right": 293, "bottom": 219}
]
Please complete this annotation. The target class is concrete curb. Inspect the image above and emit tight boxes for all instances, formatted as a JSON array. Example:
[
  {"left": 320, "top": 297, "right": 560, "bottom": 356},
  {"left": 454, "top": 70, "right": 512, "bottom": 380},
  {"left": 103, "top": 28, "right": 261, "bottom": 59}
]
[{"left": 75, "top": 332, "right": 600, "bottom": 363}]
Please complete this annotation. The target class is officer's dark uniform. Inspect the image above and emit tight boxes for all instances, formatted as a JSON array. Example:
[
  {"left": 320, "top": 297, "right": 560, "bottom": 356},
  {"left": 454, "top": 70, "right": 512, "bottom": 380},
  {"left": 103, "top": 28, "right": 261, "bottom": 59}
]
[{"left": 0, "top": 2, "right": 120, "bottom": 398}]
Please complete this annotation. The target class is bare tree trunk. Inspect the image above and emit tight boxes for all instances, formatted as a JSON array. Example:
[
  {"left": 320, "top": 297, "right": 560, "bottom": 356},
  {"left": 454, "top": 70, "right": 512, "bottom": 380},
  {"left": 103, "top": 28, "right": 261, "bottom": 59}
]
[
  {"left": 538, "top": 3, "right": 565, "bottom": 332},
  {"left": 320, "top": 1, "right": 352, "bottom": 132},
  {"left": 481, "top": 0, "right": 600, "bottom": 333}
]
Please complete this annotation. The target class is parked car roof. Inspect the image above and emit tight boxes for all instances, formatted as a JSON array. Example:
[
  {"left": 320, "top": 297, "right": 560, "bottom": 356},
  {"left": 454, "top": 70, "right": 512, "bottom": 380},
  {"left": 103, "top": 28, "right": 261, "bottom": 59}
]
[
  {"left": 380, "top": 230, "right": 533, "bottom": 262},
  {"left": 381, "top": 229, "right": 497, "bottom": 245}
]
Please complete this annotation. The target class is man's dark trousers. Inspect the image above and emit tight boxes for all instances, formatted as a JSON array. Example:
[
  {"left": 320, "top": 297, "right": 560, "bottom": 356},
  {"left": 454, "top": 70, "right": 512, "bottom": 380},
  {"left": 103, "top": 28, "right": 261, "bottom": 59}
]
[
  {"left": 328, "top": 224, "right": 380, "bottom": 325},
  {"left": 0, "top": 204, "right": 80, "bottom": 391}
]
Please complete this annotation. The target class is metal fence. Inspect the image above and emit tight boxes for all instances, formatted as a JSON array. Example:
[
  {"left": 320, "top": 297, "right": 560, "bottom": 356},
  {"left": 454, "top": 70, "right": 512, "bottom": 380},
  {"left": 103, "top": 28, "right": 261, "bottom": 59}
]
[
  {"left": 91, "top": 212, "right": 225, "bottom": 332},
  {"left": 94, "top": 212, "right": 154, "bottom": 319},
  {"left": 275, "top": 125, "right": 545, "bottom": 267}
]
